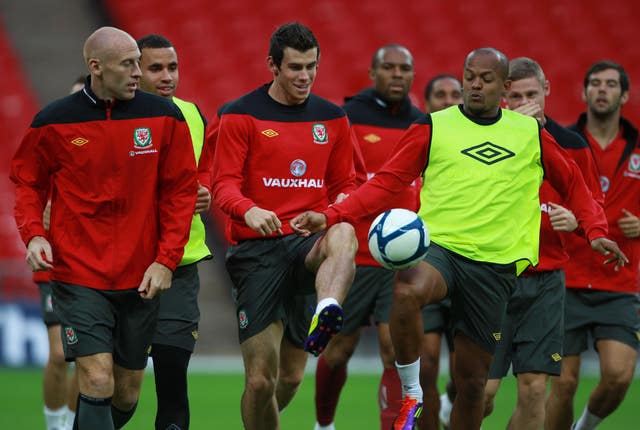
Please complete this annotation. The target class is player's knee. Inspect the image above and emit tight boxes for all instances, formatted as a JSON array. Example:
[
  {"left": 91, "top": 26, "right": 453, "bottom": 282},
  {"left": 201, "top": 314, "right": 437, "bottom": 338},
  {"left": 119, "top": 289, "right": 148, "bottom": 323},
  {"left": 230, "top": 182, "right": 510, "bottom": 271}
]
[
  {"left": 327, "top": 222, "right": 357, "bottom": 255},
  {"left": 323, "top": 342, "right": 355, "bottom": 367},
  {"left": 246, "top": 373, "right": 276, "bottom": 399},
  {"left": 518, "top": 376, "right": 547, "bottom": 406},
  {"left": 457, "top": 375, "right": 486, "bottom": 401},
  {"left": 81, "top": 369, "right": 113, "bottom": 395},
  {"left": 601, "top": 369, "right": 633, "bottom": 395},
  {"left": 553, "top": 374, "right": 579, "bottom": 398}
]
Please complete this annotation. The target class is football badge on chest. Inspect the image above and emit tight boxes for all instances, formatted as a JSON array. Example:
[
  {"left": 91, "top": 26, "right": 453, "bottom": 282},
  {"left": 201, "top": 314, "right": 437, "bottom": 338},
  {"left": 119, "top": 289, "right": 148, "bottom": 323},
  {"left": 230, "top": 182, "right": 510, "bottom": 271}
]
[{"left": 312, "top": 123, "right": 328, "bottom": 144}]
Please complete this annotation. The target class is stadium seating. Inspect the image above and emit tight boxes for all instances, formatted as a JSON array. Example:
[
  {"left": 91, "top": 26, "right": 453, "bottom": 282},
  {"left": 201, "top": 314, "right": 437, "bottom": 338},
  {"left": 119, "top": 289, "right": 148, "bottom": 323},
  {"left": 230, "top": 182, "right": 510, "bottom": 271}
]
[
  {"left": 104, "top": 0, "right": 639, "bottom": 124},
  {"left": 0, "top": 25, "right": 40, "bottom": 300}
]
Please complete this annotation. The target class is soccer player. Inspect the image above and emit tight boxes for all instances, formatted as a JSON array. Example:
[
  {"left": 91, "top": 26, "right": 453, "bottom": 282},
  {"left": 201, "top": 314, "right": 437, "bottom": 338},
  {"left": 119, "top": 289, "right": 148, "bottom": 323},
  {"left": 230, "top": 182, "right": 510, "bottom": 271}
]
[
  {"left": 211, "top": 22, "right": 358, "bottom": 430},
  {"left": 11, "top": 26, "right": 197, "bottom": 429},
  {"left": 290, "top": 47, "right": 627, "bottom": 430},
  {"left": 138, "top": 34, "right": 213, "bottom": 430},
  {"left": 482, "top": 57, "right": 603, "bottom": 430},
  {"left": 424, "top": 74, "right": 462, "bottom": 113},
  {"left": 420, "top": 73, "right": 462, "bottom": 430},
  {"left": 313, "top": 44, "right": 423, "bottom": 430},
  {"left": 546, "top": 61, "right": 640, "bottom": 430}
]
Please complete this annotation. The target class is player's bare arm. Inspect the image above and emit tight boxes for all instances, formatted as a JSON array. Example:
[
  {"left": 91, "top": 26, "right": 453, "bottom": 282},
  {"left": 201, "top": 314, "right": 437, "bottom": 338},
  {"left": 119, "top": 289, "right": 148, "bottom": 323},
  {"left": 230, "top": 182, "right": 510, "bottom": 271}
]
[
  {"left": 589, "top": 237, "right": 628, "bottom": 271},
  {"left": 138, "top": 261, "right": 173, "bottom": 299},
  {"left": 244, "top": 206, "right": 283, "bottom": 236},
  {"left": 548, "top": 202, "right": 578, "bottom": 232},
  {"left": 26, "top": 236, "right": 53, "bottom": 271},
  {"left": 290, "top": 210, "right": 327, "bottom": 237},
  {"left": 617, "top": 209, "right": 640, "bottom": 238},
  {"left": 194, "top": 183, "right": 211, "bottom": 214}
]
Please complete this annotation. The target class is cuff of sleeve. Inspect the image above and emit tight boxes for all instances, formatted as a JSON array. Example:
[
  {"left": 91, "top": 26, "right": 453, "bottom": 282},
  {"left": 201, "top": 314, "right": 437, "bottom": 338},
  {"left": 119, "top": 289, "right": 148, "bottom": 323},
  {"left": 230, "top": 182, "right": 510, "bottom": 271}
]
[
  {"left": 155, "top": 255, "right": 178, "bottom": 272},
  {"left": 235, "top": 200, "right": 257, "bottom": 219},
  {"left": 22, "top": 226, "right": 47, "bottom": 247},
  {"left": 323, "top": 208, "right": 343, "bottom": 227},
  {"left": 586, "top": 227, "right": 608, "bottom": 243}
]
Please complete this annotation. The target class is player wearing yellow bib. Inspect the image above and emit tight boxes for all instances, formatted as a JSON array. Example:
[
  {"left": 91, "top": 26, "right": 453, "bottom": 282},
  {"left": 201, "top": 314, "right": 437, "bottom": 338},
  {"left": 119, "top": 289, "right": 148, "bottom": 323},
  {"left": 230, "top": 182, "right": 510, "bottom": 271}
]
[{"left": 291, "top": 47, "right": 627, "bottom": 430}]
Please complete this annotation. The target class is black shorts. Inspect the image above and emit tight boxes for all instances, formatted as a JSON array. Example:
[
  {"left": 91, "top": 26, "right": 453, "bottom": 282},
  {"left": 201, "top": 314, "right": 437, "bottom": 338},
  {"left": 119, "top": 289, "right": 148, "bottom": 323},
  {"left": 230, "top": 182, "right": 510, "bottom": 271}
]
[
  {"left": 563, "top": 288, "right": 640, "bottom": 355},
  {"left": 152, "top": 263, "right": 200, "bottom": 352},
  {"left": 38, "top": 282, "right": 60, "bottom": 327},
  {"left": 340, "top": 265, "right": 393, "bottom": 334},
  {"left": 425, "top": 243, "right": 516, "bottom": 354},
  {"left": 422, "top": 297, "right": 454, "bottom": 351},
  {"left": 489, "top": 270, "right": 565, "bottom": 378},
  {"left": 225, "top": 233, "right": 320, "bottom": 347},
  {"left": 52, "top": 281, "right": 160, "bottom": 369}
]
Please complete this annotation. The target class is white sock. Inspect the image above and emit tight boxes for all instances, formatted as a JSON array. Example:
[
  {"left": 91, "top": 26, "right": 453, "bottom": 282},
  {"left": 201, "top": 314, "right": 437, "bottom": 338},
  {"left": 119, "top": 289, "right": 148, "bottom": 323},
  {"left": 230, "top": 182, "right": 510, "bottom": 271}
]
[
  {"left": 314, "top": 422, "right": 336, "bottom": 430},
  {"left": 439, "top": 392, "right": 453, "bottom": 426},
  {"left": 315, "top": 298, "right": 339, "bottom": 315},
  {"left": 396, "top": 358, "right": 423, "bottom": 401},
  {"left": 65, "top": 409, "right": 75, "bottom": 430},
  {"left": 574, "top": 407, "right": 603, "bottom": 430},
  {"left": 44, "top": 406, "right": 68, "bottom": 430}
]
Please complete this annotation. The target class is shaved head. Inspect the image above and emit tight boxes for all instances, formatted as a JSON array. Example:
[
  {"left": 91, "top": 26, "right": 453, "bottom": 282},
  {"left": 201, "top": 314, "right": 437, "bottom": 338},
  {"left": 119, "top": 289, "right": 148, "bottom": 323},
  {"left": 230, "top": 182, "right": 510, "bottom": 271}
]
[
  {"left": 465, "top": 47, "right": 508, "bottom": 80},
  {"left": 83, "top": 26, "right": 138, "bottom": 65},
  {"left": 83, "top": 26, "right": 141, "bottom": 101}
]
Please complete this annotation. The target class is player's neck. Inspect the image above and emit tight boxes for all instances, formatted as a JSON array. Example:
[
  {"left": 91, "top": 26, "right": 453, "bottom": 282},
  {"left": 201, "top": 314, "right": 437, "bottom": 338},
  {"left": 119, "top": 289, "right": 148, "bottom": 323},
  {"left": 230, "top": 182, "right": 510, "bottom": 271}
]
[{"left": 586, "top": 111, "right": 621, "bottom": 149}]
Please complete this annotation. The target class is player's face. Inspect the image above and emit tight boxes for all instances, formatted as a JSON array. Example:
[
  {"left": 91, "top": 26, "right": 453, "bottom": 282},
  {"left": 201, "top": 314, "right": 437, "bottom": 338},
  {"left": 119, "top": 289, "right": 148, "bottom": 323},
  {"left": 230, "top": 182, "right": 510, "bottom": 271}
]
[
  {"left": 99, "top": 42, "right": 141, "bottom": 101},
  {"left": 370, "top": 48, "right": 414, "bottom": 103},
  {"left": 426, "top": 77, "right": 462, "bottom": 113},
  {"left": 504, "top": 76, "right": 548, "bottom": 119},
  {"left": 462, "top": 53, "right": 508, "bottom": 118},
  {"left": 269, "top": 47, "right": 318, "bottom": 105},
  {"left": 139, "top": 47, "right": 179, "bottom": 99},
  {"left": 584, "top": 68, "right": 628, "bottom": 118}
]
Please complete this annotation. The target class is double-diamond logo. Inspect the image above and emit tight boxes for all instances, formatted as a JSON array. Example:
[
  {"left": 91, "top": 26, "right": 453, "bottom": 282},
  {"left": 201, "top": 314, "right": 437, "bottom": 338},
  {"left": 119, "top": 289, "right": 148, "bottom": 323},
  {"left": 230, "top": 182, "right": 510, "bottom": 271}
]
[{"left": 461, "top": 142, "right": 515, "bottom": 165}]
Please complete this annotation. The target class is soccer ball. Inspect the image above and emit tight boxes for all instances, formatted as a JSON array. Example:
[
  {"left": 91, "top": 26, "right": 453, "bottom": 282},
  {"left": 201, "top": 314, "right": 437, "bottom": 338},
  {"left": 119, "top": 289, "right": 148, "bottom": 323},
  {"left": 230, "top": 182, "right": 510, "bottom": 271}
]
[{"left": 368, "top": 208, "right": 430, "bottom": 270}]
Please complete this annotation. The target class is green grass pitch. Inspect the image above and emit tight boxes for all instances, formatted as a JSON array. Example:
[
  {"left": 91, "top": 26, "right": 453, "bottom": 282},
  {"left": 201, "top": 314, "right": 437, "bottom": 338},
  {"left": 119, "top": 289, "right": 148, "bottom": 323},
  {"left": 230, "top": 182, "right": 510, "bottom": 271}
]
[{"left": 0, "top": 369, "right": 638, "bottom": 428}]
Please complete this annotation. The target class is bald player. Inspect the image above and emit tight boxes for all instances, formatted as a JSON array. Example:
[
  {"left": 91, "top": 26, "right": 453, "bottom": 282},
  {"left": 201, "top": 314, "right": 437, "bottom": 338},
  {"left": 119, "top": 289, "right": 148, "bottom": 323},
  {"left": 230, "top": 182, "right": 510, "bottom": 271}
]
[{"left": 11, "top": 26, "right": 197, "bottom": 429}]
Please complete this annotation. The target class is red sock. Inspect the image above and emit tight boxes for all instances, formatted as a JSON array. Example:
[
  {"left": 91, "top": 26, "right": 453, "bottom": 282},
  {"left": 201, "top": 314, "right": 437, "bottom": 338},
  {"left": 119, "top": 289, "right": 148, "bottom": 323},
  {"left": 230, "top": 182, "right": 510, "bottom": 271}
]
[
  {"left": 315, "top": 355, "right": 347, "bottom": 425},
  {"left": 380, "top": 367, "right": 402, "bottom": 429}
]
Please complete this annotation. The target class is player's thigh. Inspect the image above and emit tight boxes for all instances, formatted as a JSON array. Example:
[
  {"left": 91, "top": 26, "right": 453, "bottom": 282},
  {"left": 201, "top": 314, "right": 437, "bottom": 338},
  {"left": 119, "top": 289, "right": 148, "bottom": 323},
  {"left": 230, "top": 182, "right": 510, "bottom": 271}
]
[
  {"left": 241, "top": 321, "right": 285, "bottom": 380},
  {"left": 595, "top": 339, "right": 638, "bottom": 382}
]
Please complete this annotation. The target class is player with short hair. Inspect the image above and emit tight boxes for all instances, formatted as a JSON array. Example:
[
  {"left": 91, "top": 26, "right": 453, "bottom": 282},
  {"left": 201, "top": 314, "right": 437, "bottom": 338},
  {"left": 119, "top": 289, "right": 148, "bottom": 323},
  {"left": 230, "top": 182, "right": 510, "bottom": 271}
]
[
  {"left": 11, "top": 26, "right": 197, "bottom": 429},
  {"left": 211, "top": 22, "right": 358, "bottom": 430},
  {"left": 546, "top": 60, "right": 640, "bottom": 430},
  {"left": 138, "top": 33, "right": 213, "bottom": 430},
  {"left": 291, "top": 47, "right": 626, "bottom": 430},
  {"left": 482, "top": 57, "right": 604, "bottom": 430}
]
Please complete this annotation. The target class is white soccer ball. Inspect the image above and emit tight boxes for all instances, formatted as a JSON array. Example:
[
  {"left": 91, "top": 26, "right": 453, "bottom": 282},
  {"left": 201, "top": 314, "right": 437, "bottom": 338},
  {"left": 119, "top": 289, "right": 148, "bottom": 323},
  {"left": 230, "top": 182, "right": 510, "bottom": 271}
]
[{"left": 368, "top": 208, "right": 430, "bottom": 270}]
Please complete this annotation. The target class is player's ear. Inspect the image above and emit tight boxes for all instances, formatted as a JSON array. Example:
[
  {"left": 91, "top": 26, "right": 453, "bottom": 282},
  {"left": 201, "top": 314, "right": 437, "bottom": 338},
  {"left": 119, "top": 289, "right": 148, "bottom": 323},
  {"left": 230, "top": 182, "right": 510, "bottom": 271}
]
[{"left": 267, "top": 56, "right": 279, "bottom": 76}]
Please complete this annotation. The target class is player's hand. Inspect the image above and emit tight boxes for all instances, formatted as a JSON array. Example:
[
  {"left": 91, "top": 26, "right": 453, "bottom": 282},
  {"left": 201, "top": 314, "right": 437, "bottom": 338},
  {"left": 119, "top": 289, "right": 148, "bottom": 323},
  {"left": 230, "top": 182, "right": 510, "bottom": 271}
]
[
  {"left": 26, "top": 236, "right": 54, "bottom": 271},
  {"left": 138, "top": 262, "right": 173, "bottom": 299},
  {"left": 548, "top": 202, "right": 578, "bottom": 232},
  {"left": 43, "top": 200, "right": 52, "bottom": 231},
  {"left": 195, "top": 183, "right": 211, "bottom": 214},
  {"left": 512, "top": 101, "right": 544, "bottom": 124},
  {"left": 244, "top": 206, "right": 283, "bottom": 236},
  {"left": 290, "top": 211, "right": 327, "bottom": 237},
  {"left": 590, "top": 237, "right": 628, "bottom": 271},
  {"left": 617, "top": 209, "right": 640, "bottom": 238}
]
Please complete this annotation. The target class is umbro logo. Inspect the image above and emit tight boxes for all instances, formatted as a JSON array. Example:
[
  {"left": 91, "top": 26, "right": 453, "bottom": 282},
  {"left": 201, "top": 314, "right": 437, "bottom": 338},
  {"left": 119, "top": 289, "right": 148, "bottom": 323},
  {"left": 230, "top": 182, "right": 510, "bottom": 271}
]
[
  {"left": 492, "top": 332, "right": 502, "bottom": 341},
  {"left": 70, "top": 137, "right": 88, "bottom": 146},
  {"left": 461, "top": 142, "right": 515, "bottom": 165},
  {"left": 261, "top": 129, "right": 279, "bottom": 138},
  {"left": 363, "top": 133, "right": 381, "bottom": 143},
  {"left": 551, "top": 353, "right": 562, "bottom": 362}
]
